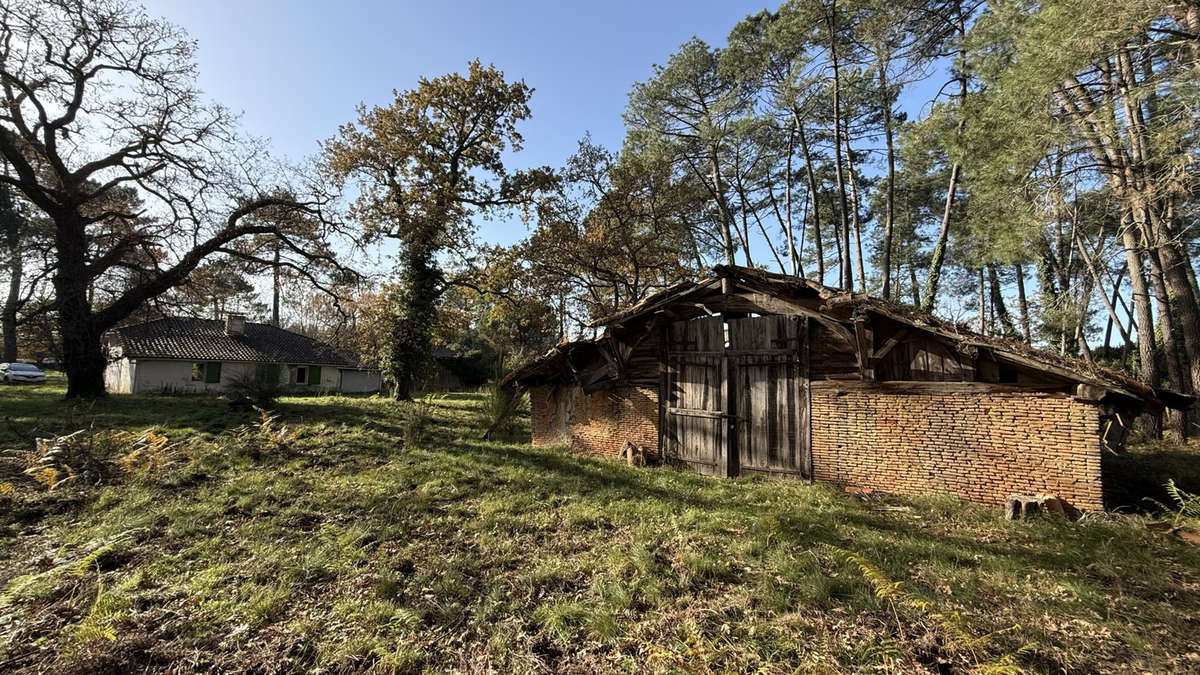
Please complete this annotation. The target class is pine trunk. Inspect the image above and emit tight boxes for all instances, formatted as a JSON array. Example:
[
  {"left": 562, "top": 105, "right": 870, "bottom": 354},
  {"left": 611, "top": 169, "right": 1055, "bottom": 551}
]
[
  {"left": 795, "top": 122, "right": 824, "bottom": 284},
  {"left": 1122, "top": 223, "right": 1162, "bottom": 437},
  {"left": 824, "top": 3, "right": 852, "bottom": 291},
  {"left": 880, "top": 68, "right": 897, "bottom": 299},
  {"left": 1015, "top": 263, "right": 1032, "bottom": 343}
]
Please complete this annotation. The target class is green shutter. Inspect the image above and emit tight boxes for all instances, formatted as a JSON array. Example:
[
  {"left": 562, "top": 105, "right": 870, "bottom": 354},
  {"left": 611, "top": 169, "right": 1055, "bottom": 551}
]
[
  {"left": 309, "top": 365, "right": 321, "bottom": 386},
  {"left": 205, "top": 362, "right": 222, "bottom": 384}
]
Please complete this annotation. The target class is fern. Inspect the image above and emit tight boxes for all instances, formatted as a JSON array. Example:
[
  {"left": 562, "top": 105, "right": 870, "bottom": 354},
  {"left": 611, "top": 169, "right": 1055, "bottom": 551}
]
[
  {"left": 831, "top": 546, "right": 1033, "bottom": 670},
  {"left": 1164, "top": 479, "right": 1200, "bottom": 529}
]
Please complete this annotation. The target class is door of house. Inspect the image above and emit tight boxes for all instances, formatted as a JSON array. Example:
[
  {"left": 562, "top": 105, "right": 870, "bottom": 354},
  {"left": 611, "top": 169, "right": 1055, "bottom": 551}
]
[
  {"left": 661, "top": 315, "right": 810, "bottom": 480},
  {"left": 729, "top": 315, "right": 811, "bottom": 480},
  {"left": 662, "top": 316, "right": 729, "bottom": 476}
]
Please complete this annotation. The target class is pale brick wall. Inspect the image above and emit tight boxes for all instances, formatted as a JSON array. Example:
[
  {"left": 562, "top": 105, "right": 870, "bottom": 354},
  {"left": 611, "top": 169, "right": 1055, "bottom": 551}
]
[
  {"left": 530, "top": 385, "right": 659, "bottom": 458},
  {"left": 811, "top": 389, "right": 1104, "bottom": 510}
]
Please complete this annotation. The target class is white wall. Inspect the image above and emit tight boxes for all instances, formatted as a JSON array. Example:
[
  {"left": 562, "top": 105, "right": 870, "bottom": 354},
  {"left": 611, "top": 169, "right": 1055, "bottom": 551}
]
[
  {"left": 131, "top": 360, "right": 257, "bottom": 394},
  {"left": 285, "top": 364, "right": 339, "bottom": 392},
  {"left": 340, "top": 369, "right": 382, "bottom": 393},
  {"left": 115, "top": 360, "right": 380, "bottom": 395},
  {"left": 103, "top": 358, "right": 134, "bottom": 394}
]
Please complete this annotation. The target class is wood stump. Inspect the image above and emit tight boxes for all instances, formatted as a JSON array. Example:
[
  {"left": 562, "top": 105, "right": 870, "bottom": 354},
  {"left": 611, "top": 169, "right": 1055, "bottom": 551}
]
[
  {"left": 620, "top": 440, "right": 649, "bottom": 467},
  {"left": 1006, "top": 494, "right": 1079, "bottom": 520}
]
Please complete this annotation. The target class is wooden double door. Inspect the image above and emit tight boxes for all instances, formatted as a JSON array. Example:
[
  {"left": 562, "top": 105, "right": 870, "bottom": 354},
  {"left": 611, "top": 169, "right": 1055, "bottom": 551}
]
[{"left": 661, "top": 315, "right": 811, "bottom": 479}]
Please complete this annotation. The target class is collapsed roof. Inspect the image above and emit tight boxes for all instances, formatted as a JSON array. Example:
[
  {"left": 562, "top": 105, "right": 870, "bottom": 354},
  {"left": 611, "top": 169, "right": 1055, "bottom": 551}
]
[{"left": 505, "top": 265, "right": 1194, "bottom": 411}]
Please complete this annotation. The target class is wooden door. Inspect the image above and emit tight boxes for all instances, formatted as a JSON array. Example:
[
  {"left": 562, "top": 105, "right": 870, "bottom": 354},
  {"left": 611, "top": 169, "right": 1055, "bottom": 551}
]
[
  {"left": 729, "top": 316, "right": 811, "bottom": 480},
  {"left": 662, "top": 317, "right": 729, "bottom": 476}
]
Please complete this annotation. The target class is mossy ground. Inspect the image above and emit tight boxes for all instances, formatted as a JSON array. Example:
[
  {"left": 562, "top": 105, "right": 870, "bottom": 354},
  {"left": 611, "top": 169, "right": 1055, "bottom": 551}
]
[{"left": 0, "top": 377, "right": 1198, "bottom": 673}]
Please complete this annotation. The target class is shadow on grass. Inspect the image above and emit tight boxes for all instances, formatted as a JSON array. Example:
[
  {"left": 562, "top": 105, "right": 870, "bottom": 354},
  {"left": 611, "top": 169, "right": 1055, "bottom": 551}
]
[{"left": 1103, "top": 441, "right": 1200, "bottom": 511}]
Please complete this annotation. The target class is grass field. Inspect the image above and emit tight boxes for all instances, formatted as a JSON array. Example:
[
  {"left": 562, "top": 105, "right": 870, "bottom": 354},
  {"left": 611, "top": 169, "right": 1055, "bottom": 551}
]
[{"left": 1, "top": 377, "right": 1199, "bottom": 673}]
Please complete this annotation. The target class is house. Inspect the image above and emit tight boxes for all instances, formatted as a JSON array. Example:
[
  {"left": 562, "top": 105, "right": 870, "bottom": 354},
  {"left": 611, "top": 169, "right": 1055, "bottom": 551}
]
[
  {"left": 104, "top": 314, "right": 382, "bottom": 394},
  {"left": 502, "top": 265, "right": 1194, "bottom": 511}
]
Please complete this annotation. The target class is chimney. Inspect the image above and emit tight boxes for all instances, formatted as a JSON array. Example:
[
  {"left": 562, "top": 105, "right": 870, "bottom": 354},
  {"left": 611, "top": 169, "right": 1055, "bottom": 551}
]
[{"left": 225, "top": 313, "right": 246, "bottom": 336}]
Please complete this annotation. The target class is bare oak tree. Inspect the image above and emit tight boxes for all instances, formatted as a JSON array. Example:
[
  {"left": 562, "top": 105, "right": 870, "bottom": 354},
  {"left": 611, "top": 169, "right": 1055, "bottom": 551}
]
[{"left": 0, "top": 0, "right": 340, "bottom": 397}]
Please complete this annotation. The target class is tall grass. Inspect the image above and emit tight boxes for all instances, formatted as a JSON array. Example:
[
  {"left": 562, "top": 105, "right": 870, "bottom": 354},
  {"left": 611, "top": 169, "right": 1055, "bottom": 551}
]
[{"left": 481, "top": 384, "right": 522, "bottom": 440}]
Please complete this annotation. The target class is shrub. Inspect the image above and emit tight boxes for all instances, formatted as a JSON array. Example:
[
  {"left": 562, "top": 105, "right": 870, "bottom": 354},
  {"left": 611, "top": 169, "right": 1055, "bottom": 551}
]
[
  {"left": 400, "top": 395, "right": 441, "bottom": 447},
  {"left": 226, "top": 364, "right": 284, "bottom": 408},
  {"left": 482, "top": 384, "right": 521, "bottom": 440}
]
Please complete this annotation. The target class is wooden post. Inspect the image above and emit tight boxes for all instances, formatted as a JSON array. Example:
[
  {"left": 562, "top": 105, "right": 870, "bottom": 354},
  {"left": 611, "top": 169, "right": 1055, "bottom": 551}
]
[
  {"left": 721, "top": 350, "right": 734, "bottom": 478},
  {"left": 657, "top": 320, "right": 669, "bottom": 463},
  {"left": 801, "top": 316, "right": 813, "bottom": 482}
]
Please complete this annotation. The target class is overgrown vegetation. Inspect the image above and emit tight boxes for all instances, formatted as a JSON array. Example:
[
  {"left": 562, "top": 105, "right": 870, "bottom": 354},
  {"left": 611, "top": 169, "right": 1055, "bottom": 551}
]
[
  {"left": 224, "top": 364, "right": 286, "bottom": 408},
  {"left": 1, "top": 380, "right": 1198, "bottom": 673}
]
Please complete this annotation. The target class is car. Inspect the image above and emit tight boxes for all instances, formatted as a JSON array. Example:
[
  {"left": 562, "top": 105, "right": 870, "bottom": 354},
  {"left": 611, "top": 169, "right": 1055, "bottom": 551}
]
[{"left": 0, "top": 362, "right": 47, "bottom": 384}]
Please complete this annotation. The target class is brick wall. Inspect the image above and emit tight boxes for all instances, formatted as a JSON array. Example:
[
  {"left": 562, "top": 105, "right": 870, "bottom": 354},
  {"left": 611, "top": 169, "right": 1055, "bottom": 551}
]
[
  {"left": 529, "top": 385, "right": 659, "bottom": 458},
  {"left": 811, "top": 388, "right": 1104, "bottom": 510},
  {"left": 530, "top": 383, "right": 1105, "bottom": 510}
]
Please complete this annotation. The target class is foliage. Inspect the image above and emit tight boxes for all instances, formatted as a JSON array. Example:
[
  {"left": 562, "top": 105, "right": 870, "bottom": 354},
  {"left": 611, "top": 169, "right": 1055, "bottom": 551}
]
[
  {"left": 114, "top": 430, "right": 176, "bottom": 477},
  {"left": 20, "top": 430, "right": 105, "bottom": 491},
  {"left": 399, "top": 395, "right": 439, "bottom": 447},
  {"left": 1151, "top": 479, "right": 1200, "bottom": 531},
  {"left": 228, "top": 408, "right": 299, "bottom": 458},
  {"left": 833, "top": 546, "right": 1033, "bottom": 670},
  {"left": 324, "top": 60, "right": 554, "bottom": 399},
  {"left": 481, "top": 384, "right": 521, "bottom": 440},
  {"left": 514, "top": 137, "right": 702, "bottom": 329},
  {"left": 225, "top": 364, "right": 286, "bottom": 407}
]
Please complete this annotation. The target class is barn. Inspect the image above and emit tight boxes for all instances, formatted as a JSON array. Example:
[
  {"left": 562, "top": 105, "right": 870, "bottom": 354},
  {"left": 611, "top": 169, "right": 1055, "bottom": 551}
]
[{"left": 502, "top": 266, "right": 1193, "bottom": 511}]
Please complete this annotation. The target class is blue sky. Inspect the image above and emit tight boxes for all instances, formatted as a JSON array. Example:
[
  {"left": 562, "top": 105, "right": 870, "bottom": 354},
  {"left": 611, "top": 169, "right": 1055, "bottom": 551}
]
[{"left": 144, "top": 0, "right": 787, "bottom": 249}]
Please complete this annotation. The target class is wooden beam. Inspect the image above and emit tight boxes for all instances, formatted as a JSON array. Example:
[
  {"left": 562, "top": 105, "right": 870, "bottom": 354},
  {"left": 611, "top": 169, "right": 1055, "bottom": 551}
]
[
  {"left": 870, "top": 328, "right": 909, "bottom": 363},
  {"left": 810, "top": 380, "right": 1072, "bottom": 396},
  {"left": 667, "top": 406, "right": 727, "bottom": 419},
  {"left": 853, "top": 318, "right": 873, "bottom": 381}
]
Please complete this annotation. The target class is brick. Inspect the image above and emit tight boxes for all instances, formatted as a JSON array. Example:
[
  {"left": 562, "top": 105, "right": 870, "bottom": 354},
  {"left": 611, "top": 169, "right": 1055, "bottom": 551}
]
[{"left": 529, "top": 385, "right": 1105, "bottom": 511}]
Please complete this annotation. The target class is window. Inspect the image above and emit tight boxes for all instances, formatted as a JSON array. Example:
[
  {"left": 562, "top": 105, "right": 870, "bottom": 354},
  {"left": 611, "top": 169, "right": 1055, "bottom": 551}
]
[
  {"left": 194, "top": 362, "right": 222, "bottom": 383},
  {"left": 292, "top": 365, "right": 322, "bottom": 386}
]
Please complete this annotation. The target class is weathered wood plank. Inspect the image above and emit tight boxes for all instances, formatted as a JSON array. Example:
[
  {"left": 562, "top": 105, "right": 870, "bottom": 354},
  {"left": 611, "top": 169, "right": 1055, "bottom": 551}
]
[{"left": 810, "top": 380, "right": 1072, "bottom": 395}]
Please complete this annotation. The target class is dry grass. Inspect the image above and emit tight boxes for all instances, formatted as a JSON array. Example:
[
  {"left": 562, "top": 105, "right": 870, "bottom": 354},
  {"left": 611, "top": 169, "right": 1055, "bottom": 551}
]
[{"left": 0, "top": 378, "right": 1198, "bottom": 673}]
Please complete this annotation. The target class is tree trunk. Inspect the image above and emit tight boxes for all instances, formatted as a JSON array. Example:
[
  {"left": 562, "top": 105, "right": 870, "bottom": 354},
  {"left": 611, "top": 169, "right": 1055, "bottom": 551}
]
[
  {"left": 784, "top": 125, "right": 798, "bottom": 276},
  {"left": 1151, "top": 218, "right": 1200, "bottom": 401},
  {"left": 879, "top": 66, "right": 897, "bottom": 299},
  {"left": 844, "top": 131, "right": 866, "bottom": 293},
  {"left": 922, "top": 158, "right": 959, "bottom": 314},
  {"left": 1015, "top": 263, "right": 1032, "bottom": 343},
  {"left": 1102, "top": 263, "right": 1127, "bottom": 355},
  {"left": 2, "top": 185, "right": 20, "bottom": 362},
  {"left": 988, "top": 265, "right": 1015, "bottom": 337},
  {"left": 977, "top": 268, "right": 986, "bottom": 333},
  {"left": 830, "top": 193, "right": 844, "bottom": 287},
  {"left": 795, "top": 122, "right": 824, "bottom": 284},
  {"left": 824, "top": 2, "right": 852, "bottom": 291},
  {"left": 1122, "top": 221, "right": 1162, "bottom": 438},
  {"left": 921, "top": 4, "right": 967, "bottom": 313},
  {"left": 1146, "top": 243, "right": 1189, "bottom": 440},
  {"left": 54, "top": 212, "right": 106, "bottom": 398},
  {"left": 271, "top": 244, "right": 281, "bottom": 327},
  {"left": 709, "top": 151, "right": 736, "bottom": 266}
]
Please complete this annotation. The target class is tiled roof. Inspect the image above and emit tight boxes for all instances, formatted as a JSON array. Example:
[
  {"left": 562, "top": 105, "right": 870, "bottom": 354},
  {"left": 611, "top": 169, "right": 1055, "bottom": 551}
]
[{"left": 108, "top": 317, "right": 364, "bottom": 368}]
